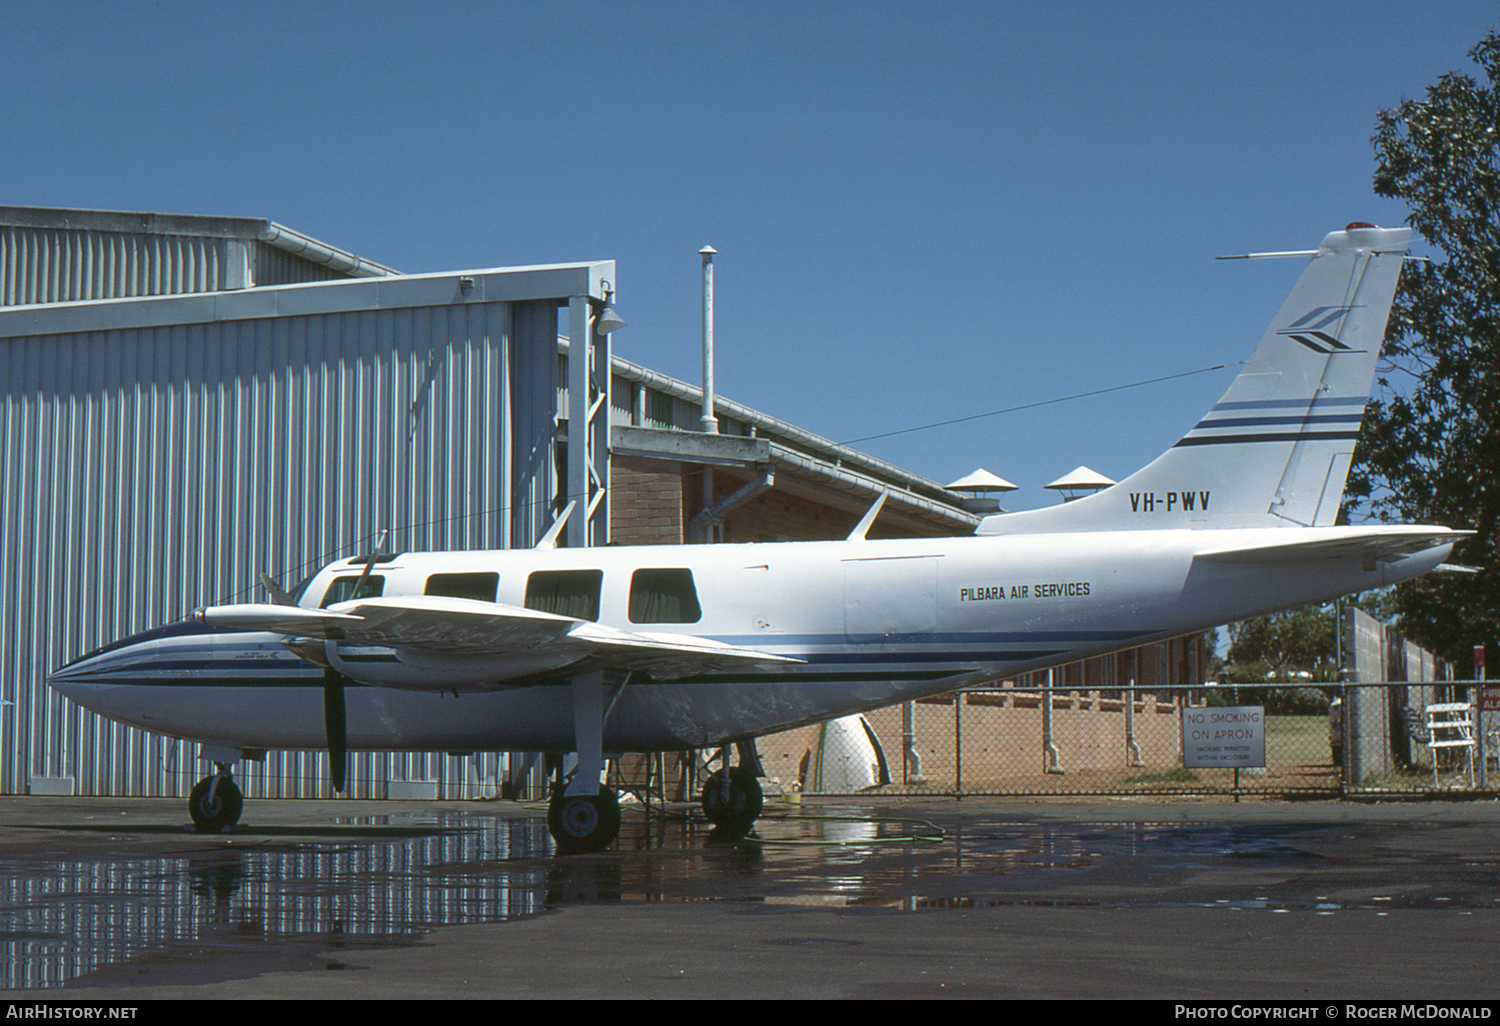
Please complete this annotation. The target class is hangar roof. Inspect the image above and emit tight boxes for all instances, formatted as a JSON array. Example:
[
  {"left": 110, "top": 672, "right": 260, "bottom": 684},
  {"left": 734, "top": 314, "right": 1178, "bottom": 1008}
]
[
  {"left": 0, "top": 206, "right": 976, "bottom": 535},
  {"left": 609, "top": 353, "right": 978, "bottom": 533},
  {"left": 1, "top": 205, "right": 399, "bottom": 305}
]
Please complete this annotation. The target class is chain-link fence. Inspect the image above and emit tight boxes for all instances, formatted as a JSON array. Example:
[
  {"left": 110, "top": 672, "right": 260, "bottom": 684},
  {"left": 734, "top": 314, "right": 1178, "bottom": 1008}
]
[{"left": 751, "top": 681, "right": 1500, "bottom": 798}]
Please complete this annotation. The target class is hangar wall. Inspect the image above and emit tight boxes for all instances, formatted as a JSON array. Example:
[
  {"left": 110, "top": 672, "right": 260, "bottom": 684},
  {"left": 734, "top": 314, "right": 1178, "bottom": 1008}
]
[{"left": 0, "top": 262, "right": 610, "bottom": 799}]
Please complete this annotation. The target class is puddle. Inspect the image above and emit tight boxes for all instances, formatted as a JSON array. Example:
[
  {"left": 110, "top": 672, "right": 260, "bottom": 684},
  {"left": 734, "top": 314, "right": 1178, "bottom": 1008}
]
[
  {"left": 1, "top": 813, "right": 553, "bottom": 989},
  {"left": 0, "top": 806, "right": 1481, "bottom": 989}
]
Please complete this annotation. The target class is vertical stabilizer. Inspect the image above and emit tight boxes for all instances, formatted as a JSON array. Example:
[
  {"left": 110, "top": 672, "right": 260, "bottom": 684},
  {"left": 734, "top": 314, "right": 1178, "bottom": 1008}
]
[{"left": 978, "top": 225, "right": 1411, "bottom": 535}]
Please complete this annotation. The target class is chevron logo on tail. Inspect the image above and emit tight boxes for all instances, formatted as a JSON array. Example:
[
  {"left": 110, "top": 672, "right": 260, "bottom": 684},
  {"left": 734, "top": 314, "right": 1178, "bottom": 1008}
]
[{"left": 1276, "top": 306, "right": 1363, "bottom": 354}]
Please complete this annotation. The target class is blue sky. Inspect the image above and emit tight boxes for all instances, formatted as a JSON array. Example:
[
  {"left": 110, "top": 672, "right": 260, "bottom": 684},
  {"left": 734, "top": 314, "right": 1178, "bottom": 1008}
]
[{"left": 4, "top": 1, "right": 1495, "bottom": 510}]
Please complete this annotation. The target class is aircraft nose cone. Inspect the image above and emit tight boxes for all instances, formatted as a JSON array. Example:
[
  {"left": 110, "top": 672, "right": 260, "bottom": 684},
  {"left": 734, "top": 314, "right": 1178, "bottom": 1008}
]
[
  {"left": 47, "top": 648, "right": 114, "bottom": 691},
  {"left": 46, "top": 621, "right": 234, "bottom": 707},
  {"left": 47, "top": 638, "right": 147, "bottom": 709},
  {"left": 47, "top": 651, "right": 121, "bottom": 716},
  {"left": 46, "top": 662, "right": 83, "bottom": 698}
]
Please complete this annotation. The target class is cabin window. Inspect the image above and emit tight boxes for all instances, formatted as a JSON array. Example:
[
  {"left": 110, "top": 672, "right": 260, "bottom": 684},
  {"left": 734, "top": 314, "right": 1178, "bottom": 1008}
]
[
  {"left": 628, "top": 568, "right": 702, "bottom": 623},
  {"left": 525, "top": 569, "right": 603, "bottom": 621},
  {"left": 320, "top": 575, "right": 384, "bottom": 608},
  {"left": 424, "top": 572, "right": 499, "bottom": 602}
]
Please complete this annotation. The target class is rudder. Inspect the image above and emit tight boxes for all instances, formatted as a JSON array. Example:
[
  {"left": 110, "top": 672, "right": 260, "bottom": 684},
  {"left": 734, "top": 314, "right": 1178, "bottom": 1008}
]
[{"left": 979, "top": 224, "right": 1412, "bottom": 535}]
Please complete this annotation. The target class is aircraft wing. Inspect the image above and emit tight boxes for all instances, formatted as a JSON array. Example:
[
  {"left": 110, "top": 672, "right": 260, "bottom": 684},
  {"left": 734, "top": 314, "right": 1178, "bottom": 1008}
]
[
  {"left": 1193, "top": 527, "right": 1471, "bottom": 566},
  {"left": 562, "top": 622, "right": 803, "bottom": 678},
  {"left": 194, "top": 595, "right": 799, "bottom": 679}
]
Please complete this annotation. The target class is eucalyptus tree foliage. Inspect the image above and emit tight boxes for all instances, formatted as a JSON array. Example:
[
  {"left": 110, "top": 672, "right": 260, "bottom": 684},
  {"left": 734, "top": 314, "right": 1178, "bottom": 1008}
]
[
  {"left": 1223, "top": 605, "right": 1339, "bottom": 685},
  {"left": 1347, "top": 30, "right": 1500, "bottom": 673}
]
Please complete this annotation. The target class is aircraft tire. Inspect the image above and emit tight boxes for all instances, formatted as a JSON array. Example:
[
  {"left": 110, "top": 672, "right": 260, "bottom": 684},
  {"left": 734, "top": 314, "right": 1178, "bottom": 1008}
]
[
  {"left": 548, "top": 789, "right": 621, "bottom": 854},
  {"left": 701, "top": 766, "right": 763, "bottom": 834},
  {"left": 189, "top": 776, "right": 243, "bottom": 833}
]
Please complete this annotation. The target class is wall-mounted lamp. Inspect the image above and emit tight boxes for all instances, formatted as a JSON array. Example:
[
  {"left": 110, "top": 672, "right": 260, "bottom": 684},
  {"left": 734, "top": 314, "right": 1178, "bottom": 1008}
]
[{"left": 596, "top": 303, "right": 626, "bottom": 334}]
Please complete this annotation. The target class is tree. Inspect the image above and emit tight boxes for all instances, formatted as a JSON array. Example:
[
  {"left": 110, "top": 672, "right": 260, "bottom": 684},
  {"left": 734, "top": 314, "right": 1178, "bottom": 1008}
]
[
  {"left": 1222, "top": 605, "right": 1338, "bottom": 683},
  {"left": 1347, "top": 30, "right": 1500, "bottom": 674}
]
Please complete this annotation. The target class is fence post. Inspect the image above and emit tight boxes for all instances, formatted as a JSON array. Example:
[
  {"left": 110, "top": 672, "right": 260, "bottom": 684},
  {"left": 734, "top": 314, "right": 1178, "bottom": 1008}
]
[
  {"left": 954, "top": 690, "right": 963, "bottom": 796},
  {"left": 1043, "top": 668, "right": 1062, "bottom": 773},
  {"left": 1477, "top": 647, "right": 1489, "bottom": 791},
  {"left": 1344, "top": 681, "right": 1356, "bottom": 804},
  {"left": 902, "top": 701, "right": 925, "bottom": 785}
]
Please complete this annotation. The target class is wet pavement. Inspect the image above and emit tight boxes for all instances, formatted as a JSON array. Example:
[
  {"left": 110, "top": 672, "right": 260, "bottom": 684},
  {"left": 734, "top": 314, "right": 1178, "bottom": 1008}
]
[{"left": 3, "top": 794, "right": 1500, "bottom": 999}]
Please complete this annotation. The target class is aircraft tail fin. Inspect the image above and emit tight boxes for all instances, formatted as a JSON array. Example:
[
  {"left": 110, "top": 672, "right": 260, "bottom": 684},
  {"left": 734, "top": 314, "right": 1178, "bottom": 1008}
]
[{"left": 977, "top": 224, "right": 1412, "bottom": 535}]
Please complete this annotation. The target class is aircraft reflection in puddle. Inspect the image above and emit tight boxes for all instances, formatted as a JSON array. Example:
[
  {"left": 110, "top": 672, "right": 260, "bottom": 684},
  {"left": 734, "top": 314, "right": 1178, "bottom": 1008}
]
[
  {"left": 1, "top": 812, "right": 553, "bottom": 990},
  {"left": 1, "top": 805, "right": 897, "bottom": 988},
  {"left": 0, "top": 808, "right": 1402, "bottom": 989}
]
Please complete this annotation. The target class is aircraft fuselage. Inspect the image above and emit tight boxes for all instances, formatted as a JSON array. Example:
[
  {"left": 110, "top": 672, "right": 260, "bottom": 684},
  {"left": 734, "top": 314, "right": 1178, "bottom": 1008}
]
[{"left": 49, "top": 526, "right": 1450, "bottom": 754}]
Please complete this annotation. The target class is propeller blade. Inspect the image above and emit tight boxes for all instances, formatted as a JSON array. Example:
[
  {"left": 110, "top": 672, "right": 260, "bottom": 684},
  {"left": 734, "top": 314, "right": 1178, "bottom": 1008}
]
[
  {"left": 323, "top": 670, "right": 348, "bottom": 793},
  {"left": 321, "top": 533, "right": 389, "bottom": 795}
]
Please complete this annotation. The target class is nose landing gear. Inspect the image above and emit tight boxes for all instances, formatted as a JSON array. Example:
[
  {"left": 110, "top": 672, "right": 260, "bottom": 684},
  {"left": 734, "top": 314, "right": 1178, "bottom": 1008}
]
[{"left": 189, "top": 764, "right": 243, "bottom": 832}]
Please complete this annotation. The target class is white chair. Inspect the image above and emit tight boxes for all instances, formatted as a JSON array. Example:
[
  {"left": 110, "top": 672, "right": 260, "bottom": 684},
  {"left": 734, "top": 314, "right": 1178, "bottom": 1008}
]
[{"left": 1424, "top": 702, "right": 1476, "bottom": 787}]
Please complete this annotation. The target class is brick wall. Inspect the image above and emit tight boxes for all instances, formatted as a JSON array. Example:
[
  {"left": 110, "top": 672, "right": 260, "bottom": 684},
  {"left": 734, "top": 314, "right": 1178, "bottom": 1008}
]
[
  {"left": 710, "top": 473, "right": 860, "bottom": 542},
  {"left": 609, "top": 455, "right": 687, "bottom": 545}
]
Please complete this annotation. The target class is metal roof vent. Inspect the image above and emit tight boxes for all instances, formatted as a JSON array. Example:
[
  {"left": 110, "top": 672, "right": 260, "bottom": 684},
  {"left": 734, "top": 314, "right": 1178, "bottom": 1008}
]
[
  {"left": 1043, "top": 465, "right": 1116, "bottom": 503},
  {"left": 945, "top": 468, "right": 1018, "bottom": 514}
]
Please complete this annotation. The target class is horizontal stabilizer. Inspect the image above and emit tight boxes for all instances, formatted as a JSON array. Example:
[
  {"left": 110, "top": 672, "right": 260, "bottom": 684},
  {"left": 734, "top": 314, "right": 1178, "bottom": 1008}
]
[{"left": 1194, "top": 526, "right": 1470, "bottom": 566}]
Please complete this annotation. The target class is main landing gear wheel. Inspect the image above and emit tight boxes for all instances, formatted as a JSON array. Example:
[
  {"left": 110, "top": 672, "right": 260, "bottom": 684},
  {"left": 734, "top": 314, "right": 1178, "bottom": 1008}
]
[
  {"left": 189, "top": 774, "right": 243, "bottom": 833},
  {"left": 547, "top": 789, "right": 621, "bottom": 854},
  {"left": 701, "top": 766, "right": 763, "bottom": 835}
]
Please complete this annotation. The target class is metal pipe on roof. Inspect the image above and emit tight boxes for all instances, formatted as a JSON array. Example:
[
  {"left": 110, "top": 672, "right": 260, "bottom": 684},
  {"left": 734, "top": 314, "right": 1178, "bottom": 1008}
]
[
  {"left": 765, "top": 443, "right": 978, "bottom": 530},
  {"left": 700, "top": 246, "right": 718, "bottom": 434},
  {"left": 257, "top": 222, "right": 399, "bottom": 278},
  {"left": 689, "top": 470, "right": 773, "bottom": 543}
]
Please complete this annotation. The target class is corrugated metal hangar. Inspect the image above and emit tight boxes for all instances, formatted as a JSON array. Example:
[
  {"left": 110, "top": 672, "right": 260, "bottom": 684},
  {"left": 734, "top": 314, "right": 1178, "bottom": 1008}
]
[{"left": 0, "top": 206, "right": 997, "bottom": 800}]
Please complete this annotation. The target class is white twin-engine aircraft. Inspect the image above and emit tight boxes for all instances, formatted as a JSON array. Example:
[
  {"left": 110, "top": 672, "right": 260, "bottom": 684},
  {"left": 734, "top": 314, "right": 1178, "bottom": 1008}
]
[{"left": 50, "top": 224, "right": 1465, "bottom": 852}]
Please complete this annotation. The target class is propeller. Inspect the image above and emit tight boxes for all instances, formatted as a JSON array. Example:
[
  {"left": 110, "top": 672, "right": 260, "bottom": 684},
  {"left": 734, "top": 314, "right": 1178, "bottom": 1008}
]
[
  {"left": 315, "top": 530, "right": 389, "bottom": 794},
  {"left": 323, "top": 669, "right": 348, "bottom": 792},
  {"left": 261, "top": 562, "right": 357, "bottom": 795}
]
